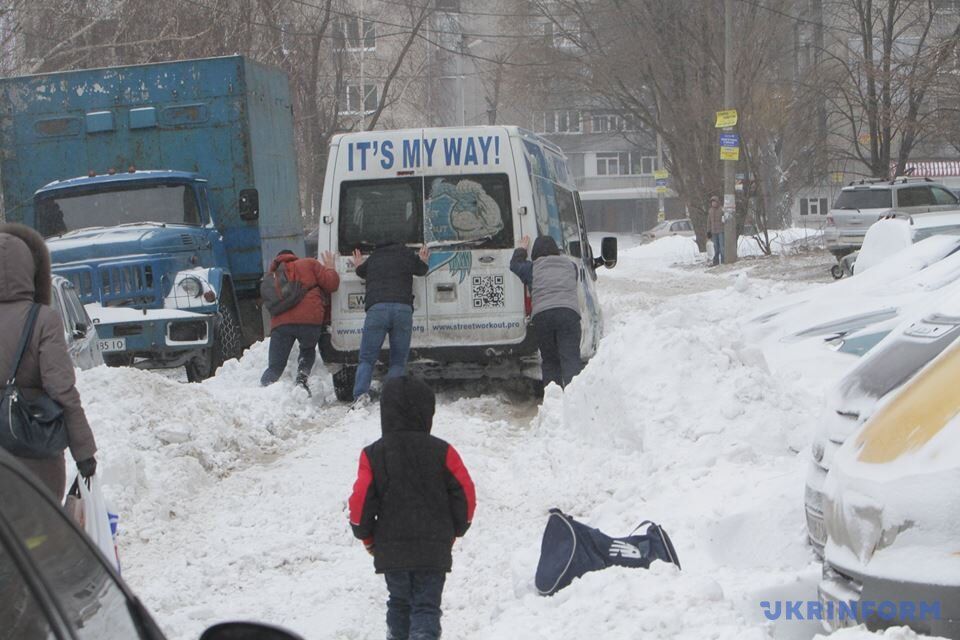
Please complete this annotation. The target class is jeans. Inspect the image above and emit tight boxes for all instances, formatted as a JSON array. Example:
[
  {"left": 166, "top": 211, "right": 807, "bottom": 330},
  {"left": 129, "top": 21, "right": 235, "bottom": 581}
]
[
  {"left": 260, "top": 324, "right": 323, "bottom": 386},
  {"left": 533, "top": 307, "right": 583, "bottom": 388},
  {"left": 713, "top": 231, "right": 725, "bottom": 265},
  {"left": 384, "top": 571, "right": 446, "bottom": 640},
  {"left": 353, "top": 302, "right": 414, "bottom": 399}
]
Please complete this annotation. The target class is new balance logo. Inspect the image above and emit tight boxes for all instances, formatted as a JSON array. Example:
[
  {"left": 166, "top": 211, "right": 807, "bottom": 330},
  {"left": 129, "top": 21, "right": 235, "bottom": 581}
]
[{"left": 609, "top": 540, "right": 642, "bottom": 559}]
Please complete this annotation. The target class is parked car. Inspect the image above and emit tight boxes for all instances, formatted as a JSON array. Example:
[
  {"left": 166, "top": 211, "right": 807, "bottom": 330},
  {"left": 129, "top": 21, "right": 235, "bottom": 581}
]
[
  {"left": 824, "top": 177, "right": 960, "bottom": 259},
  {"left": 830, "top": 211, "right": 960, "bottom": 278},
  {"left": 639, "top": 218, "right": 695, "bottom": 244},
  {"left": 818, "top": 334, "right": 960, "bottom": 637},
  {"left": 804, "top": 299, "right": 960, "bottom": 557},
  {"left": 0, "top": 447, "right": 304, "bottom": 640},
  {"left": 50, "top": 274, "right": 103, "bottom": 370}
]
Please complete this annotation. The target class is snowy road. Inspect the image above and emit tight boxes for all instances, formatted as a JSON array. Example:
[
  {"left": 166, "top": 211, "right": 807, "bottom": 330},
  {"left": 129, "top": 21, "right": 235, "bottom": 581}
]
[{"left": 75, "top": 243, "right": 928, "bottom": 640}]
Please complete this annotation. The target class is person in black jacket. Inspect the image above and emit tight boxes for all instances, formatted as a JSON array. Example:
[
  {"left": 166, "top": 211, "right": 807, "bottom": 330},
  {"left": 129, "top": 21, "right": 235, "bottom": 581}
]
[
  {"left": 348, "top": 376, "right": 476, "bottom": 640},
  {"left": 350, "top": 242, "right": 430, "bottom": 405}
]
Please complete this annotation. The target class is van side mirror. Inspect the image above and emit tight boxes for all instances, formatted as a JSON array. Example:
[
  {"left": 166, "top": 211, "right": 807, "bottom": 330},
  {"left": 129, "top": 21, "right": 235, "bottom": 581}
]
[
  {"left": 593, "top": 236, "right": 617, "bottom": 269},
  {"left": 239, "top": 189, "right": 260, "bottom": 221},
  {"left": 568, "top": 240, "right": 582, "bottom": 258}
]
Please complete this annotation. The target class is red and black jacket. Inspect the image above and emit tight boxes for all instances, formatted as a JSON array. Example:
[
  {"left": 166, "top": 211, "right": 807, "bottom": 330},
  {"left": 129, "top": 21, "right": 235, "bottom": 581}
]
[{"left": 348, "top": 377, "right": 476, "bottom": 573}]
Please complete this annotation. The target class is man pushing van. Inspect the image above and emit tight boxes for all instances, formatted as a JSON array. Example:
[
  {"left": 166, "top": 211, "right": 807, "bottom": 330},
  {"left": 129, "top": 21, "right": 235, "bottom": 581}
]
[
  {"left": 510, "top": 235, "right": 583, "bottom": 389},
  {"left": 350, "top": 242, "right": 431, "bottom": 407}
]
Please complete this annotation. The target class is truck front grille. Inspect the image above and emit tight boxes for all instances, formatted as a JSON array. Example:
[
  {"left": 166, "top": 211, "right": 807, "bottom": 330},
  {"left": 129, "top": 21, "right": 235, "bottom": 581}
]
[{"left": 57, "top": 262, "right": 160, "bottom": 306}]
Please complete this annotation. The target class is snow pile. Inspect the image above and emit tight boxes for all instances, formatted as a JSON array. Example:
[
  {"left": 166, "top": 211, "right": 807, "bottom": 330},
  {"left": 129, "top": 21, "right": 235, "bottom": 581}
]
[
  {"left": 76, "top": 339, "right": 337, "bottom": 543},
  {"left": 619, "top": 227, "right": 824, "bottom": 267}
]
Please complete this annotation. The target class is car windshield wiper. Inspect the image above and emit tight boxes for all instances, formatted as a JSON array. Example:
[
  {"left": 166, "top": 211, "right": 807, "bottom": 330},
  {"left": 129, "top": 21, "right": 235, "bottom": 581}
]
[{"left": 426, "top": 235, "right": 495, "bottom": 249}]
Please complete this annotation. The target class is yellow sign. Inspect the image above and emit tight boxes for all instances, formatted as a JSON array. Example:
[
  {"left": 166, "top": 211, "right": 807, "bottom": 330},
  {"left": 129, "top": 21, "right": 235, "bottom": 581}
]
[
  {"left": 653, "top": 169, "right": 669, "bottom": 180},
  {"left": 831, "top": 172, "right": 845, "bottom": 184},
  {"left": 715, "top": 109, "right": 738, "bottom": 128},
  {"left": 656, "top": 186, "right": 667, "bottom": 194},
  {"left": 720, "top": 146, "right": 740, "bottom": 161}
]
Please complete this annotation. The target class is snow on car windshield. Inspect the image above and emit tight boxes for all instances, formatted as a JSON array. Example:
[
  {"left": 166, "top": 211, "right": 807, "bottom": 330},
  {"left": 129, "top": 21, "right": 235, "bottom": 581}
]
[{"left": 833, "top": 189, "right": 892, "bottom": 210}]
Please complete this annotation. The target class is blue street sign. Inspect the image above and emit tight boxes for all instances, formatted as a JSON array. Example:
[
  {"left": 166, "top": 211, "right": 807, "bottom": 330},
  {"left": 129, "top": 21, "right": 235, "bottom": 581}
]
[{"left": 719, "top": 133, "right": 739, "bottom": 147}]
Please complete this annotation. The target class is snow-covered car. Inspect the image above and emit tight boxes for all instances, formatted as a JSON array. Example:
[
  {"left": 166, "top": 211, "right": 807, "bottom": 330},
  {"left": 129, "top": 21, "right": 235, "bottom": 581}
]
[
  {"left": 804, "top": 305, "right": 960, "bottom": 557},
  {"left": 639, "top": 218, "right": 694, "bottom": 244},
  {"left": 51, "top": 274, "right": 103, "bottom": 370},
  {"left": 824, "top": 178, "right": 960, "bottom": 258},
  {"left": 818, "top": 334, "right": 960, "bottom": 637},
  {"left": 0, "top": 447, "right": 304, "bottom": 640},
  {"left": 840, "top": 212, "right": 960, "bottom": 276}
]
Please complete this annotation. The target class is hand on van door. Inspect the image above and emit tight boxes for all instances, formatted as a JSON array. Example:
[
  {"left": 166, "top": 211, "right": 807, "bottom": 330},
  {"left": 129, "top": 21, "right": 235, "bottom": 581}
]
[
  {"left": 321, "top": 250, "right": 336, "bottom": 270},
  {"left": 418, "top": 245, "right": 431, "bottom": 263},
  {"left": 352, "top": 249, "right": 366, "bottom": 268},
  {"left": 519, "top": 235, "right": 530, "bottom": 251}
]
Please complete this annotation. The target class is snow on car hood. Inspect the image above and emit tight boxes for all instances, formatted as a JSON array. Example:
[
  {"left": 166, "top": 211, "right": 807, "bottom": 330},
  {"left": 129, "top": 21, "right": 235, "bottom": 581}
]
[{"left": 823, "top": 337, "right": 960, "bottom": 584}]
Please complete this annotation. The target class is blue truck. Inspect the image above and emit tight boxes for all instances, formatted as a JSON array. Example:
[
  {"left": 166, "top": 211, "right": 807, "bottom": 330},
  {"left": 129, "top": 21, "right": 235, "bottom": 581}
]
[{"left": 0, "top": 56, "right": 304, "bottom": 379}]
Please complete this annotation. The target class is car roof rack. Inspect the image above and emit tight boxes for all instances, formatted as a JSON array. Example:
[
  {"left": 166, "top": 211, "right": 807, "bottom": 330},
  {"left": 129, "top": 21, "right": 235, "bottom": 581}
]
[{"left": 846, "top": 176, "right": 934, "bottom": 186}]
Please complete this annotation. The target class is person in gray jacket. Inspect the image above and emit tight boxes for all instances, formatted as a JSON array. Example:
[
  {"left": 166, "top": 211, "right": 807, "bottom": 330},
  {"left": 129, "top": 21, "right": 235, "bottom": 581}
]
[
  {"left": 0, "top": 224, "right": 97, "bottom": 500},
  {"left": 510, "top": 235, "right": 583, "bottom": 388}
]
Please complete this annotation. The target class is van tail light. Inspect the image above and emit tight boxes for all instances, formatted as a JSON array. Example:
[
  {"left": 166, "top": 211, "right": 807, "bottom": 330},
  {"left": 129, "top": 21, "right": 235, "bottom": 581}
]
[
  {"left": 524, "top": 287, "right": 532, "bottom": 317},
  {"left": 826, "top": 216, "right": 836, "bottom": 227}
]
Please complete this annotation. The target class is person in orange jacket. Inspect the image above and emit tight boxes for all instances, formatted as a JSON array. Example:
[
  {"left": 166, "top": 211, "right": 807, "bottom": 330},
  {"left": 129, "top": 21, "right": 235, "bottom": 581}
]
[{"left": 260, "top": 249, "right": 339, "bottom": 394}]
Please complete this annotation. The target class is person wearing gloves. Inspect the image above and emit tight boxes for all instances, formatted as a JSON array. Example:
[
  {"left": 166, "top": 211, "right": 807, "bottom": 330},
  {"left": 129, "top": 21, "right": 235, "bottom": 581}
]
[
  {"left": 348, "top": 376, "right": 476, "bottom": 640},
  {"left": 510, "top": 234, "right": 583, "bottom": 389},
  {"left": 0, "top": 223, "right": 97, "bottom": 499}
]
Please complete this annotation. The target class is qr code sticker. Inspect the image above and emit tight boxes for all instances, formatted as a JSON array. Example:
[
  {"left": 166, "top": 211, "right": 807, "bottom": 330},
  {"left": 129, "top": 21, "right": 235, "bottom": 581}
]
[{"left": 472, "top": 275, "right": 505, "bottom": 308}]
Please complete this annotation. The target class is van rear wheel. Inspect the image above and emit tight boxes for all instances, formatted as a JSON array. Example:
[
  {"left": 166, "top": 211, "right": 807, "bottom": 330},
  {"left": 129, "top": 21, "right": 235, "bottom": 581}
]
[{"left": 333, "top": 366, "right": 357, "bottom": 402}]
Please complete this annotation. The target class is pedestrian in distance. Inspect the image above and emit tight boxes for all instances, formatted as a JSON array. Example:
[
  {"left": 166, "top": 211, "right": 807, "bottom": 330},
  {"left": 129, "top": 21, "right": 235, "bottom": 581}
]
[
  {"left": 350, "top": 242, "right": 430, "bottom": 407},
  {"left": 0, "top": 223, "right": 97, "bottom": 500},
  {"left": 707, "top": 195, "right": 724, "bottom": 266},
  {"left": 348, "top": 375, "right": 476, "bottom": 640},
  {"left": 510, "top": 235, "right": 584, "bottom": 389},
  {"left": 260, "top": 249, "right": 340, "bottom": 395}
]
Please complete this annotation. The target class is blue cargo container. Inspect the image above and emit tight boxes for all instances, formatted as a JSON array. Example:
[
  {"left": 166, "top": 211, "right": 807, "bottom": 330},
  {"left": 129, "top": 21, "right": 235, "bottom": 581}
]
[{"left": 0, "top": 56, "right": 303, "bottom": 379}]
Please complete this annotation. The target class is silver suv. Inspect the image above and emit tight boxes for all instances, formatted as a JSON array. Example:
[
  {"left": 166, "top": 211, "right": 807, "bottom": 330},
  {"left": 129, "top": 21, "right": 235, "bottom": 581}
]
[{"left": 825, "top": 177, "right": 960, "bottom": 258}]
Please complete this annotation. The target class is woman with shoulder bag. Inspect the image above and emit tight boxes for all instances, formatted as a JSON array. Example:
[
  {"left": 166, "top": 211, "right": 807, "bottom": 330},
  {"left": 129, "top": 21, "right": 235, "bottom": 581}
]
[{"left": 0, "top": 224, "right": 97, "bottom": 500}]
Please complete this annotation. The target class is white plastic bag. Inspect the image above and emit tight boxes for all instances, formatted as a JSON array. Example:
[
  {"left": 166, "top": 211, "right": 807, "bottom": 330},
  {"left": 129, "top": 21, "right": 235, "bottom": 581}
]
[{"left": 76, "top": 474, "right": 120, "bottom": 572}]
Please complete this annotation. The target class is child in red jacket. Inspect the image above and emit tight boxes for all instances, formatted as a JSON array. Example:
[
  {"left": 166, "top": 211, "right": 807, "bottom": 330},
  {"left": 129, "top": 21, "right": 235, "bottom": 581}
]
[{"left": 348, "top": 376, "right": 475, "bottom": 640}]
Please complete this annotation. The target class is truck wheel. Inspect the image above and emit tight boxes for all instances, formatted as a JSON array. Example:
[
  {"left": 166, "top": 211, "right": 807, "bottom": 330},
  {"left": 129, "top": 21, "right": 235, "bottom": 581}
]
[
  {"left": 333, "top": 366, "right": 356, "bottom": 402},
  {"left": 184, "top": 301, "right": 243, "bottom": 382}
]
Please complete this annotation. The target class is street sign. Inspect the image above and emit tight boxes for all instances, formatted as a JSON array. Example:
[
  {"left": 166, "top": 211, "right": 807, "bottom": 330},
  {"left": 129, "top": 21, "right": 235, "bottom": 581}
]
[
  {"left": 654, "top": 168, "right": 669, "bottom": 194},
  {"left": 715, "top": 109, "right": 738, "bottom": 128},
  {"left": 720, "top": 146, "right": 740, "bottom": 161},
  {"left": 719, "top": 133, "right": 739, "bottom": 147}
]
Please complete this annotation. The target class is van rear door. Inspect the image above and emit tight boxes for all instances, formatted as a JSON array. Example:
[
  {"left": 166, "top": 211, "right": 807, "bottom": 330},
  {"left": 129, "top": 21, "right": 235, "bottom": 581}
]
[
  {"left": 420, "top": 130, "right": 526, "bottom": 348},
  {"left": 329, "top": 130, "right": 430, "bottom": 354}
]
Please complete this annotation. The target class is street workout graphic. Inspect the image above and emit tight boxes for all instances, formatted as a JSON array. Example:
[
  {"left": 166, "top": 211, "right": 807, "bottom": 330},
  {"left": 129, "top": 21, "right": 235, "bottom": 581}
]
[{"left": 425, "top": 177, "right": 504, "bottom": 283}]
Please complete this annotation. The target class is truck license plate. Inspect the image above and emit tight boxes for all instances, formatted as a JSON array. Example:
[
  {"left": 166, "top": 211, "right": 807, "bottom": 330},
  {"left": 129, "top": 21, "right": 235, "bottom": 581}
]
[{"left": 96, "top": 338, "right": 127, "bottom": 353}]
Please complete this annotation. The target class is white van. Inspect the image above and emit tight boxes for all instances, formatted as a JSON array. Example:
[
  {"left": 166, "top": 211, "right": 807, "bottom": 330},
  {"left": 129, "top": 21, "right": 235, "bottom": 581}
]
[{"left": 315, "top": 126, "right": 618, "bottom": 400}]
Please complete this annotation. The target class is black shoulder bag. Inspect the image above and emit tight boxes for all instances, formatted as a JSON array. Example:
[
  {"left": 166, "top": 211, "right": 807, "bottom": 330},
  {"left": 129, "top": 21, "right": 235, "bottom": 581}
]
[{"left": 0, "top": 304, "right": 68, "bottom": 459}]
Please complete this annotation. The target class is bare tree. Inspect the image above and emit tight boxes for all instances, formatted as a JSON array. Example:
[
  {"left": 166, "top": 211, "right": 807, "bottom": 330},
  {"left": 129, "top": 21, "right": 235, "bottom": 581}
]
[{"left": 819, "top": 0, "right": 960, "bottom": 177}]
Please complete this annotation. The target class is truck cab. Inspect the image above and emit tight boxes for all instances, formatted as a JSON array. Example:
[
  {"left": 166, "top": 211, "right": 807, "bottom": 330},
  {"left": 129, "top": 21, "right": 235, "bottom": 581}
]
[
  {"left": 35, "top": 170, "right": 242, "bottom": 379},
  {"left": 0, "top": 56, "right": 303, "bottom": 379}
]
